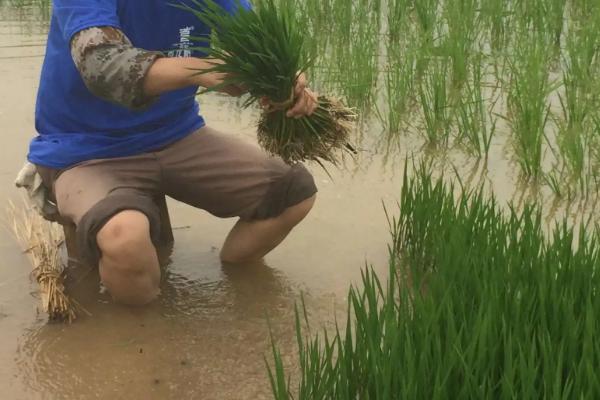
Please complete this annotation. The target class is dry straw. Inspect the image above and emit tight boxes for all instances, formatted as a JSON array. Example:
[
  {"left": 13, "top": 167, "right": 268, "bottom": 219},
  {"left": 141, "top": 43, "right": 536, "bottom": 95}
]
[{"left": 7, "top": 200, "right": 80, "bottom": 322}]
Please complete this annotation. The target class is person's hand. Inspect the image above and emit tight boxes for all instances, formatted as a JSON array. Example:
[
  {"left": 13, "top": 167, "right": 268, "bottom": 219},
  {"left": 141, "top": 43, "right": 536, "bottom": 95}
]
[
  {"left": 204, "top": 70, "right": 248, "bottom": 97},
  {"left": 199, "top": 58, "right": 248, "bottom": 97},
  {"left": 286, "top": 73, "right": 318, "bottom": 118},
  {"left": 260, "top": 73, "right": 318, "bottom": 117}
]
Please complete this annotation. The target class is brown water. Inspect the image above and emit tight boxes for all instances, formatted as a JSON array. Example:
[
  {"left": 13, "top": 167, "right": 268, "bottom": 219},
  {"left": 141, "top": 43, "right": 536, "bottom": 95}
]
[
  {"left": 0, "top": 12, "right": 407, "bottom": 400},
  {"left": 2, "top": 7, "right": 598, "bottom": 400}
]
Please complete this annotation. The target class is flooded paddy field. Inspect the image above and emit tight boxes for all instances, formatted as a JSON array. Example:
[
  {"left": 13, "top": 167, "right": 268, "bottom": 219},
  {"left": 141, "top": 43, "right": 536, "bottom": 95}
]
[
  {"left": 0, "top": 8, "right": 400, "bottom": 399},
  {"left": 2, "top": 0, "right": 600, "bottom": 398}
]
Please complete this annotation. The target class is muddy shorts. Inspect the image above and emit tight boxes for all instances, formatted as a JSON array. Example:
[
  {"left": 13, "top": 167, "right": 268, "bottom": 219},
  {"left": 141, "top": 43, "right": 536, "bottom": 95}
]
[{"left": 37, "top": 126, "right": 317, "bottom": 265}]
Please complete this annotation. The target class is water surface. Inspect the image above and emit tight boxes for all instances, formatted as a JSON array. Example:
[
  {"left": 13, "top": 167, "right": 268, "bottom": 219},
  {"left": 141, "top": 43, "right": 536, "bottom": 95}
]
[
  {"left": 0, "top": 10, "right": 402, "bottom": 399},
  {"left": 1, "top": 6, "right": 596, "bottom": 399}
]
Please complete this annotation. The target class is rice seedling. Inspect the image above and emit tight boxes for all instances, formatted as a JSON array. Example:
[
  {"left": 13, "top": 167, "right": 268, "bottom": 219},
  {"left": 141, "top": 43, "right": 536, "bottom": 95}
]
[
  {"left": 552, "top": 11, "right": 599, "bottom": 189},
  {"left": 385, "top": 33, "right": 417, "bottom": 137},
  {"left": 505, "top": 31, "right": 555, "bottom": 180},
  {"left": 6, "top": 201, "right": 81, "bottom": 322},
  {"left": 543, "top": 0, "right": 568, "bottom": 48},
  {"left": 479, "top": 0, "right": 513, "bottom": 53},
  {"left": 335, "top": 27, "right": 379, "bottom": 113},
  {"left": 570, "top": 0, "right": 600, "bottom": 24},
  {"left": 592, "top": 113, "right": 600, "bottom": 171},
  {"left": 455, "top": 57, "right": 496, "bottom": 158},
  {"left": 387, "top": 0, "right": 410, "bottom": 43},
  {"left": 365, "top": 0, "right": 382, "bottom": 33},
  {"left": 0, "top": 0, "right": 51, "bottom": 20},
  {"left": 414, "top": 0, "right": 440, "bottom": 46},
  {"left": 331, "top": 0, "right": 352, "bottom": 46},
  {"left": 181, "top": 0, "right": 357, "bottom": 165},
  {"left": 508, "top": 0, "right": 565, "bottom": 54},
  {"left": 12, "top": 0, "right": 50, "bottom": 10},
  {"left": 418, "top": 57, "right": 453, "bottom": 146},
  {"left": 543, "top": 167, "right": 567, "bottom": 198},
  {"left": 556, "top": 76, "right": 591, "bottom": 181},
  {"left": 279, "top": 0, "right": 338, "bottom": 90},
  {"left": 268, "top": 165, "right": 600, "bottom": 398},
  {"left": 272, "top": 0, "right": 331, "bottom": 85},
  {"left": 442, "top": 0, "right": 482, "bottom": 86},
  {"left": 512, "top": 0, "right": 548, "bottom": 41},
  {"left": 413, "top": 0, "right": 442, "bottom": 76},
  {"left": 0, "top": 0, "right": 36, "bottom": 7},
  {"left": 330, "top": 0, "right": 381, "bottom": 113}
]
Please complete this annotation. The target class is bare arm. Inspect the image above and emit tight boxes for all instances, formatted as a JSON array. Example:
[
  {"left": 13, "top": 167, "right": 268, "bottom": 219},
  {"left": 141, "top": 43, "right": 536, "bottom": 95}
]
[{"left": 143, "top": 56, "right": 246, "bottom": 97}]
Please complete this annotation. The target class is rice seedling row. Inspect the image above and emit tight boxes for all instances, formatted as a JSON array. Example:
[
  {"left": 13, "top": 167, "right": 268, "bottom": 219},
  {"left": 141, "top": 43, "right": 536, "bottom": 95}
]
[
  {"left": 454, "top": 57, "right": 496, "bottom": 158},
  {"left": 268, "top": 165, "right": 600, "bottom": 398},
  {"left": 9, "top": 0, "right": 600, "bottom": 196},
  {"left": 504, "top": 31, "right": 555, "bottom": 180},
  {"left": 14, "top": 0, "right": 600, "bottom": 196},
  {"left": 258, "top": 0, "right": 600, "bottom": 198}
]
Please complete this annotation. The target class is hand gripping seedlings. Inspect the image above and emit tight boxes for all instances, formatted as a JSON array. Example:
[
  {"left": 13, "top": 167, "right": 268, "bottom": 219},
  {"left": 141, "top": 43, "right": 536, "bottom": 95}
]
[{"left": 181, "top": 0, "right": 357, "bottom": 165}]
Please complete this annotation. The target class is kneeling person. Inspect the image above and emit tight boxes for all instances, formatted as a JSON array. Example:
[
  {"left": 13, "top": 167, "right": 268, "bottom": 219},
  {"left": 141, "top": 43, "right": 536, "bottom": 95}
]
[{"left": 25, "top": 0, "right": 318, "bottom": 305}]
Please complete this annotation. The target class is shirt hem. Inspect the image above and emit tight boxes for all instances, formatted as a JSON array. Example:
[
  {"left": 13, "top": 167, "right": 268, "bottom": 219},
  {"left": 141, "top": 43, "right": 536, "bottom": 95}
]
[{"left": 28, "top": 120, "right": 206, "bottom": 170}]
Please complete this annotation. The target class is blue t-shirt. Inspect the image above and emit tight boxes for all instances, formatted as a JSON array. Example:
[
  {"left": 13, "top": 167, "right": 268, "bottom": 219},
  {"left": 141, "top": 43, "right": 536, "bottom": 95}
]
[{"left": 28, "top": 0, "right": 249, "bottom": 169}]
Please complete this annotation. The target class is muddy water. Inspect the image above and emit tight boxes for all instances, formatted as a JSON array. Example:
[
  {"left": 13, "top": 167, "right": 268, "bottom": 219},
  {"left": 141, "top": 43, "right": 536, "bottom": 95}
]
[
  {"left": 2, "top": 7, "right": 598, "bottom": 400},
  {"left": 0, "top": 14, "right": 406, "bottom": 400}
]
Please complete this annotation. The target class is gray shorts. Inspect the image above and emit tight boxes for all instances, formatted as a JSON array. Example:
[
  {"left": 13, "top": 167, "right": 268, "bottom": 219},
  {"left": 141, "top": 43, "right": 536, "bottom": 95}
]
[{"left": 37, "top": 126, "right": 317, "bottom": 265}]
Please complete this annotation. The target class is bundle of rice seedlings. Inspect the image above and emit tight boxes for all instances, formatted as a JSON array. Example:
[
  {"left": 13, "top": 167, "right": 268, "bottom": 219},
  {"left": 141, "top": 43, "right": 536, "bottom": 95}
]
[
  {"left": 7, "top": 201, "right": 79, "bottom": 322},
  {"left": 181, "top": 0, "right": 357, "bottom": 165}
]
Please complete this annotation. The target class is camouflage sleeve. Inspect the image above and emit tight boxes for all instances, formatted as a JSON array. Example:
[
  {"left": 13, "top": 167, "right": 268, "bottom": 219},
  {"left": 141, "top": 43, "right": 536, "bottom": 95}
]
[{"left": 70, "top": 27, "right": 164, "bottom": 110}]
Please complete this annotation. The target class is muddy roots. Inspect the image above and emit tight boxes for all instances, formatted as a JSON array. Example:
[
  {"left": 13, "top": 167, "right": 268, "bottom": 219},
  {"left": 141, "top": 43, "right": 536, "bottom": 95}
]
[{"left": 257, "top": 96, "right": 357, "bottom": 165}]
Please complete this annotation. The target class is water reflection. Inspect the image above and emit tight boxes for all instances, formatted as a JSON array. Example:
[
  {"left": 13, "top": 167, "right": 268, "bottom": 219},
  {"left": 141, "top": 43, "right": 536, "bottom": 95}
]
[
  {"left": 15, "top": 257, "right": 295, "bottom": 399},
  {"left": 162, "top": 259, "right": 293, "bottom": 319}
]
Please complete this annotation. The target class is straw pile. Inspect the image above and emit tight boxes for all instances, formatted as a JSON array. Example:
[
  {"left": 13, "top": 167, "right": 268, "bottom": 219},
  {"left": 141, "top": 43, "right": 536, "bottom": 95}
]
[
  {"left": 182, "top": 0, "right": 357, "bottom": 165},
  {"left": 7, "top": 201, "right": 79, "bottom": 322}
]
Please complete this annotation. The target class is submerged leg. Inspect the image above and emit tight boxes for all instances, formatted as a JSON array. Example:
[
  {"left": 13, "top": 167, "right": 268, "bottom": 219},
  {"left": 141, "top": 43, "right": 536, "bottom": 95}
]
[
  {"left": 220, "top": 194, "right": 316, "bottom": 264},
  {"left": 96, "top": 210, "right": 161, "bottom": 306}
]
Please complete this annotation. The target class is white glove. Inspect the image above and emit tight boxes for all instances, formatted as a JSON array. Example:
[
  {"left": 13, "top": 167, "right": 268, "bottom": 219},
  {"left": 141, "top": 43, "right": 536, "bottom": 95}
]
[{"left": 14, "top": 161, "right": 59, "bottom": 220}]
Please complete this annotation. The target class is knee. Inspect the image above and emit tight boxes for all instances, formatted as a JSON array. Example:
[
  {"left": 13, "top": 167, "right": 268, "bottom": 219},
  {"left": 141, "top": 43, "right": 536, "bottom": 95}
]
[
  {"left": 285, "top": 193, "right": 316, "bottom": 226},
  {"left": 98, "top": 210, "right": 152, "bottom": 262},
  {"left": 284, "top": 164, "right": 317, "bottom": 223},
  {"left": 97, "top": 210, "right": 160, "bottom": 305},
  {"left": 285, "top": 164, "right": 317, "bottom": 223}
]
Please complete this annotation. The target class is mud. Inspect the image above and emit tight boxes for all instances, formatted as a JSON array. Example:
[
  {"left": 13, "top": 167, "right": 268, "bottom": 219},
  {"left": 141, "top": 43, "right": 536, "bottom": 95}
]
[
  {"left": 1, "top": 6, "right": 595, "bottom": 400},
  {"left": 0, "top": 11, "right": 403, "bottom": 400}
]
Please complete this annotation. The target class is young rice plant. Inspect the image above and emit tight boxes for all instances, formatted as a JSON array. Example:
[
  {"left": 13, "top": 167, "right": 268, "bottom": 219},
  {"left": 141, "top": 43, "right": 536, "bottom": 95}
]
[
  {"left": 268, "top": 166, "right": 600, "bottom": 398},
  {"left": 182, "top": 0, "right": 357, "bottom": 165}
]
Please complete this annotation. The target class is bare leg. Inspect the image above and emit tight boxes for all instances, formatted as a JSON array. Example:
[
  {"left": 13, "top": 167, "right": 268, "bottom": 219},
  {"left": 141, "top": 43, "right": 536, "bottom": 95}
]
[
  {"left": 96, "top": 210, "right": 161, "bottom": 306},
  {"left": 220, "top": 195, "right": 316, "bottom": 264}
]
